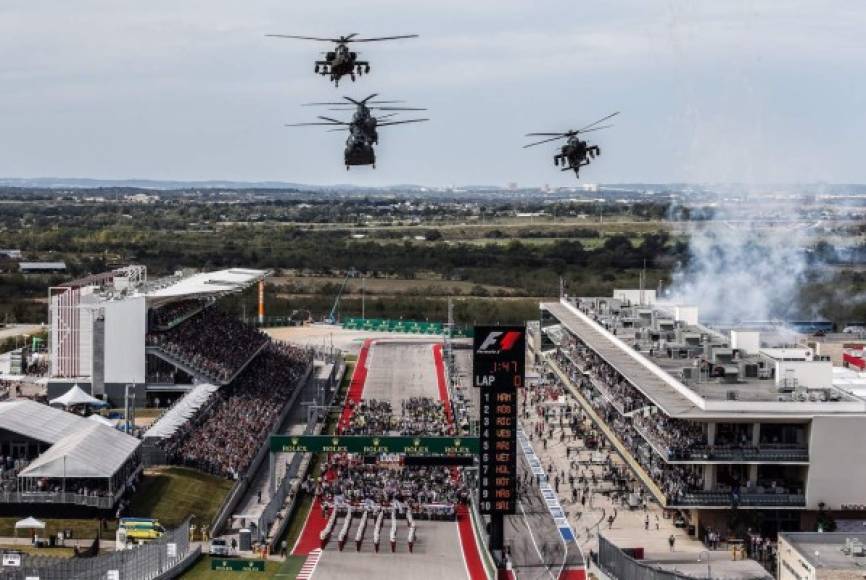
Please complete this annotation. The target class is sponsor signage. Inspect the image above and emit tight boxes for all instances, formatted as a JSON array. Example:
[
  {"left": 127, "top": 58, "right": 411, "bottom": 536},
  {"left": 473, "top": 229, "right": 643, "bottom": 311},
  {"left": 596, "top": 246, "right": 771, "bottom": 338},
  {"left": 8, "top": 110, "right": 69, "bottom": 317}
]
[
  {"left": 210, "top": 559, "right": 266, "bottom": 572},
  {"left": 269, "top": 435, "right": 478, "bottom": 455},
  {"left": 475, "top": 325, "right": 524, "bottom": 515},
  {"left": 2, "top": 553, "right": 21, "bottom": 567}
]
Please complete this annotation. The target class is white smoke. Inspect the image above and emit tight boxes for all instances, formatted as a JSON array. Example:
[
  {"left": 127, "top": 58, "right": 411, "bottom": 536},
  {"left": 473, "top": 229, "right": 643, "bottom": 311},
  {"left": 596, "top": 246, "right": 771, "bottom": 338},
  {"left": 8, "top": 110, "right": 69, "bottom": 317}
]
[{"left": 668, "top": 196, "right": 814, "bottom": 323}]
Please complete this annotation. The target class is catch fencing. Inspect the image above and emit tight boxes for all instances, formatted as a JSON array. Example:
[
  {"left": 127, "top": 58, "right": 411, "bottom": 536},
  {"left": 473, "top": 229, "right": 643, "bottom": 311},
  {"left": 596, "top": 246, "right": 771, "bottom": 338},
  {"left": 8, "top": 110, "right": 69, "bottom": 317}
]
[{"left": 0, "top": 518, "right": 194, "bottom": 580}]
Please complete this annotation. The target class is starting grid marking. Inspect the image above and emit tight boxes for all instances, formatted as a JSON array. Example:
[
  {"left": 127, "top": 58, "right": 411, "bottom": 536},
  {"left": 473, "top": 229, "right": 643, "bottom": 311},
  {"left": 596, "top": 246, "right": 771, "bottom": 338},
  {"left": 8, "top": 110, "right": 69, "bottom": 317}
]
[
  {"left": 295, "top": 548, "right": 322, "bottom": 580},
  {"left": 517, "top": 427, "right": 576, "bottom": 543}
]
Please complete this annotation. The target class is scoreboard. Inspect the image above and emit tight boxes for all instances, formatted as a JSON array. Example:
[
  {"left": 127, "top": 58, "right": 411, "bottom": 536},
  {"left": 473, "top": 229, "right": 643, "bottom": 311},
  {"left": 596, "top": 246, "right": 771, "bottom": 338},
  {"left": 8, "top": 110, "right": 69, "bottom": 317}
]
[{"left": 474, "top": 325, "right": 525, "bottom": 515}]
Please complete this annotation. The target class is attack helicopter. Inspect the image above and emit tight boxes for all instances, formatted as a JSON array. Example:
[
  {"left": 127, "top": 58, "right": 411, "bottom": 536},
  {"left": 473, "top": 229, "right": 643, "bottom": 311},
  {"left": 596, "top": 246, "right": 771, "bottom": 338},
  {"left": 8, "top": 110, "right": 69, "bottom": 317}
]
[
  {"left": 300, "top": 94, "right": 426, "bottom": 145},
  {"left": 287, "top": 101, "right": 428, "bottom": 169},
  {"left": 524, "top": 112, "right": 619, "bottom": 179},
  {"left": 265, "top": 33, "right": 418, "bottom": 86}
]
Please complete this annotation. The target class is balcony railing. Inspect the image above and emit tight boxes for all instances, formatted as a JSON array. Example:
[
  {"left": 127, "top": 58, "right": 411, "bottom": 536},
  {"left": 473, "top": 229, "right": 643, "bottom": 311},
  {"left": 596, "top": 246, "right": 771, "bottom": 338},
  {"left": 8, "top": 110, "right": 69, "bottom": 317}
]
[
  {"left": 669, "top": 491, "right": 806, "bottom": 508},
  {"left": 0, "top": 490, "right": 116, "bottom": 509},
  {"left": 631, "top": 423, "right": 809, "bottom": 463}
]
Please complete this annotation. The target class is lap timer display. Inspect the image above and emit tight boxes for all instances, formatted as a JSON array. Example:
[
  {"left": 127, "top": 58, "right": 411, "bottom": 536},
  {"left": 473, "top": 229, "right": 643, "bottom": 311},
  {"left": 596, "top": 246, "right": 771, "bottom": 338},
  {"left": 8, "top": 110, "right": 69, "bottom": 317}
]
[{"left": 474, "top": 325, "right": 525, "bottom": 515}]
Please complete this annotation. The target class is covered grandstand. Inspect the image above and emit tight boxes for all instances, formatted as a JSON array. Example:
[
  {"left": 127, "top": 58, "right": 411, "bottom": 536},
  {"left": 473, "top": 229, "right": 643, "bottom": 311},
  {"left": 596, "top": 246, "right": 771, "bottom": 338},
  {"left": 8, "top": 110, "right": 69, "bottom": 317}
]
[
  {"left": 46, "top": 266, "right": 270, "bottom": 406},
  {"left": 0, "top": 399, "right": 140, "bottom": 512}
]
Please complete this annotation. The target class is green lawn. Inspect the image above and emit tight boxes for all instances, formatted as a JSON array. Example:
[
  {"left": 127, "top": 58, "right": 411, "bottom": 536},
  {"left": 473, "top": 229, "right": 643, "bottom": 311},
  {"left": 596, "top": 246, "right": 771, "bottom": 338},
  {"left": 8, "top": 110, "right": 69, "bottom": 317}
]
[
  {"left": 180, "top": 555, "right": 305, "bottom": 579},
  {"left": 0, "top": 544, "right": 76, "bottom": 558},
  {"left": 128, "top": 466, "right": 234, "bottom": 529},
  {"left": 0, "top": 518, "right": 115, "bottom": 540}
]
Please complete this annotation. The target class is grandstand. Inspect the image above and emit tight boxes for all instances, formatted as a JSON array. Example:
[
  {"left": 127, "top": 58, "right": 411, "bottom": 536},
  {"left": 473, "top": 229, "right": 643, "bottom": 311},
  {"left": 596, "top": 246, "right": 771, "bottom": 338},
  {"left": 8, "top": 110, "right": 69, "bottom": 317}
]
[{"left": 46, "top": 265, "right": 270, "bottom": 406}]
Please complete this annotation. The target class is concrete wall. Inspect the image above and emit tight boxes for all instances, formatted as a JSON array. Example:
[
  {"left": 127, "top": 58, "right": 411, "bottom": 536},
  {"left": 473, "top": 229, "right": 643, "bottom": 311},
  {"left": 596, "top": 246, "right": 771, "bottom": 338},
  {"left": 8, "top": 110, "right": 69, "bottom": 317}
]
[
  {"left": 806, "top": 415, "right": 866, "bottom": 510},
  {"left": 778, "top": 535, "right": 815, "bottom": 580},
  {"left": 776, "top": 360, "right": 833, "bottom": 389},
  {"left": 731, "top": 331, "right": 761, "bottom": 355},
  {"left": 613, "top": 288, "right": 656, "bottom": 306},
  {"left": 104, "top": 297, "right": 146, "bottom": 384}
]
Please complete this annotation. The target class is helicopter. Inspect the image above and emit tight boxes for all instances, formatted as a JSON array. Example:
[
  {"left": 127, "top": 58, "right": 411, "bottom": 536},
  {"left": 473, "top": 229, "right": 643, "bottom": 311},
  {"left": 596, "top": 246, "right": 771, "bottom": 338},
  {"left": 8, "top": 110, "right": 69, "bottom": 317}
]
[
  {"left": 287, "top": 107, "right": 429, "bottom": 170},
  {"left": 524, "top": 112, "right": 619, "bottom": 179},
  {"left": 265, "top": 33, "right": 418, "bottom": 86},
  {"left": 300, "top": 93, "right": 426, "bottom": 145}
]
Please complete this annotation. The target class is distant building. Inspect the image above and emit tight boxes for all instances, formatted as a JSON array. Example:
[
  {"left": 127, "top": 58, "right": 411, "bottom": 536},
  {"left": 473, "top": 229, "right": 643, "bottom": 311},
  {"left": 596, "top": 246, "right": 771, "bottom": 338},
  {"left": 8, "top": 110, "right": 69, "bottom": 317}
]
[
  {"left": 124, "top": 193, "right": 158, "bottom": 204},
  {"left": 778, "top": 532, "right": 866, "bottom": 579},
  {"left": 0, "top": 249, "right": 22, "bottom": 259},
  {"left": 19, "top": 261, "right": 66, "bottom": 273}
]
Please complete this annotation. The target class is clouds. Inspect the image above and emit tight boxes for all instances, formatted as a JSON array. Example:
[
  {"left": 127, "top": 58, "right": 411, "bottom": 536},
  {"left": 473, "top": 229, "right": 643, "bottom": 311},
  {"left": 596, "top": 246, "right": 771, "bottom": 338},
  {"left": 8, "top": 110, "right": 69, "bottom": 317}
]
[{"left": 0, "top": 0, "right": 863, "bottom": 185}]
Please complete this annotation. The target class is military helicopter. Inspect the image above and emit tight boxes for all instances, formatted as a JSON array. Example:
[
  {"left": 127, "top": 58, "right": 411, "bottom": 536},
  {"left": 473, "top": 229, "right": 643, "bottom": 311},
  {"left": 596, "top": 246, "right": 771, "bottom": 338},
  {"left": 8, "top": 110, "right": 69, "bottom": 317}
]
[
  {"left": 287, "top": 107, "right": 428, "bottom": 170},
  {"left": 524, "top": 112, "right": 619, "bottom": 179},
  {"left": 301, "top": 94, "right": 426, "bottom": 145},
  {"left": 265, "top": 33, "right": 418, "bottom": 86}
]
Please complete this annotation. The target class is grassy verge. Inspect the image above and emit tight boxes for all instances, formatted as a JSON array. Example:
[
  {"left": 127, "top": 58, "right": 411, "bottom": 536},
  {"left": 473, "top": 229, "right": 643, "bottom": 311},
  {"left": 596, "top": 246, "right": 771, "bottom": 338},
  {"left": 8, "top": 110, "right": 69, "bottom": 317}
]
[
  {"left": 180, "top": 556, "right": 285, "bottom": 579},
  {"left": 0, "top": 518, "right": 115, "bottom": 540},
  {"left": 0, "top": 544, "right": 76, "bottom": 558},
  {"left": 127, "top": 466, "right": 234, "bottom": 529}
]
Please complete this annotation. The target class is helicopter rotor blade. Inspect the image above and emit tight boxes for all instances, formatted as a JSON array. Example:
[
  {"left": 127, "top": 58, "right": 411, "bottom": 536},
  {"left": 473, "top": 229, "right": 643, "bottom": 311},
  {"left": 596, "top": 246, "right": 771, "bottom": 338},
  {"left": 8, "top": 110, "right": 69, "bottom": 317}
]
[
  {"left": 360, "top": 94, "right": 379, "bottom": 104},
  {"left": 377, "top": 118, "right": 429, "bottom": 126},
  {"left": 576, "top": 124, "right": 613, "bottom": 134},
  {"left": 525, "top": 132, "right": 571, "bottom": 137},
  {"left": 317, "top": 116, "right": 350, "bottom": 125},
  {"left": 285, "top": 122, "right": 347, "bottom": 127},
  {"left": 265, "top": 34, "right": 342, "bottom": 43},
  {"left": 344, "top": 34, "right": 419, "bottom": 43},
  {"left": 578, "top": 111, "right": 620, "bottom": 132},
  {"left": 342, "top": 33, "right": 359, "bottom": 41},
  {"left": 302, "top": 102, "right": 347, "bottom": 107},
  {"left": 326, "top": 127, "right": 350, "bottom": 132},
  {"left": 523, "top": 135, "right": 569, "bottom": 148},
  {"left": 373, "top": 106, "right": 427, "bottom": 111}
]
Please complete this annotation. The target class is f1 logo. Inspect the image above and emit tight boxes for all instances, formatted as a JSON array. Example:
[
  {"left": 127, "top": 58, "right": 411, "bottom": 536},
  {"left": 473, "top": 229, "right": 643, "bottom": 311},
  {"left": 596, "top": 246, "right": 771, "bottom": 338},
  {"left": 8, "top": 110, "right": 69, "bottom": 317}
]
[{"left": 478, "top": 330, "right": 522, "bottom": 353}]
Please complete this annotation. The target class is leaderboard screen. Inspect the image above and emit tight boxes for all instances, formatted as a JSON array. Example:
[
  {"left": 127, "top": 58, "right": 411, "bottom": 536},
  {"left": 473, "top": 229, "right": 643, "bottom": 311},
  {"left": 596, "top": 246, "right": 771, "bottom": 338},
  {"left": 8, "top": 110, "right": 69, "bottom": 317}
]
[{"left": 474, "top": 325, "right": 525, "bottom": 515}]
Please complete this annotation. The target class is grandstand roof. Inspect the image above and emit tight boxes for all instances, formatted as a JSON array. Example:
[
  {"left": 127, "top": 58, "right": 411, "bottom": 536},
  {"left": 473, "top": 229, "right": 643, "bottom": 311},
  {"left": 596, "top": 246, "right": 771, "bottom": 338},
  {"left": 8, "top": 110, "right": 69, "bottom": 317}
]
[
  {"left": 145, "top": 268, "right": 268, "bottom": 300},
  {"left": 0, "top": 400, "right": 140, "bottom": 479},
  {"left": 144, "top": 382, "right": 221, "bottom": 439}
]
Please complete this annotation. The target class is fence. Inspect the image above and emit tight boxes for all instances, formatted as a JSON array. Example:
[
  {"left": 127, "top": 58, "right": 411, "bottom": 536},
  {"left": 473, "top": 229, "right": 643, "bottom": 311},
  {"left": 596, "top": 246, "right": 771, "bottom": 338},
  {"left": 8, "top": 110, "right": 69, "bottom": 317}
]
[
  {"left": 2, "top": 518, "right": 194, "bottom": 580},
  {"left": 595, "top": 535, "right": 694, "bottom": 580}
]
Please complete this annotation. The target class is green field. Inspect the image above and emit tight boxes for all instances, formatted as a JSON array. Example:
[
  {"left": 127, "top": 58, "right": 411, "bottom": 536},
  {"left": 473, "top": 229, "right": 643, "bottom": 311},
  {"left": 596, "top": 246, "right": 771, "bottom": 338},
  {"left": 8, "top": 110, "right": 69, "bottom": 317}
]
[
  {"left": 180, "top": 555, "right": 305, "bottom": 579},
  {"left": 128, "top": 466, "right": 234, "bottom": 529},
  {"left": 0, "top": 518, "right": 116, "bottom": 540}
]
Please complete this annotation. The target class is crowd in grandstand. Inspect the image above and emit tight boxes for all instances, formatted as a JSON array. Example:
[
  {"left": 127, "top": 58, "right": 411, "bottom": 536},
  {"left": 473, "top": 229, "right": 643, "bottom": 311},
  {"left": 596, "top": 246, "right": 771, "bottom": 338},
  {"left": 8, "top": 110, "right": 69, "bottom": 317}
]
[
  {"left": 148, "top": 299, "right": 205, "bottom": 329},
  {"left": 341, "top": 397, "right": 454, "bottom": 437},
  {"left": 553, "top": 339, "right": 804, "bottom": 502},
  {"left": 146, "top": 308, "right": 269, "bottom": 383},
  {"left": 631, "top": 412, "right": 706, "bottom": 460},
  {"left": 165, "top": 341, "right": 311, "bottom": 479}
]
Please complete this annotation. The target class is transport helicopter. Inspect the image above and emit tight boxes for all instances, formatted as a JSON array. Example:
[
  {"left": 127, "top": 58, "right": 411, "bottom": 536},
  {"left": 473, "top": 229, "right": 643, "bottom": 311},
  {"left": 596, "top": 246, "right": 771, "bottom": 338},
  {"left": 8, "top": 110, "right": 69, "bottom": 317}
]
[
  {"left": 524, "top": 112, "right": 619, "bottom": 179},
  {"left": 287, "top": 109, "right": 428, "bottom": 170},
  {"left": 301, "top": 94, "right": 426, "bottom": 145},
  {"left": 265, "top": 33, "right": 418, "bottom": 86}
]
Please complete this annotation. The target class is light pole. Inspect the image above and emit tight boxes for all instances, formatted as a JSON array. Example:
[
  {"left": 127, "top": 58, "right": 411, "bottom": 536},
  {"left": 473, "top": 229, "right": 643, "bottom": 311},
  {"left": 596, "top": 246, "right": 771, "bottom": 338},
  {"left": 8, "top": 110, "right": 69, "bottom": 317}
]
[{"left": 698, "top": 550, "right": 711, "bottom": 579}]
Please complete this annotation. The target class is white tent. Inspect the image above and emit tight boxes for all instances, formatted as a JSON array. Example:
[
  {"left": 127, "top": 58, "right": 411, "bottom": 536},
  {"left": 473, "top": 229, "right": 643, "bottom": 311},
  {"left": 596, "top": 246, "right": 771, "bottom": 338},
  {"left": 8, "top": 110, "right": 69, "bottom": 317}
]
[
  {"left": 15, "top": 516, "right": 45, "bottom": 530},
  {"left": 49, "top": 384, "right": 107, "bottom": 408}
]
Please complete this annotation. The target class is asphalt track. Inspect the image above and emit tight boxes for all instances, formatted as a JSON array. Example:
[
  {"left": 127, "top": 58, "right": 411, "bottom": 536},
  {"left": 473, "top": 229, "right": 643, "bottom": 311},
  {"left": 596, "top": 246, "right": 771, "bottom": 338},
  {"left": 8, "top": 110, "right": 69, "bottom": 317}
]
[{"left": 311, "top": 340, "right": 470, "bottom": 580}]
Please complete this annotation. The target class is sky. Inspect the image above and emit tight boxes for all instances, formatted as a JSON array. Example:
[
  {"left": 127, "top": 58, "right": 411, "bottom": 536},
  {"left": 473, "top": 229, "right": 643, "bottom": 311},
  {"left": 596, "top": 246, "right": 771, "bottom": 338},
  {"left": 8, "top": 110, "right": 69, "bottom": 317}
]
[{"left": 0, "top": 0, "right": 864, "bottom": 187}]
